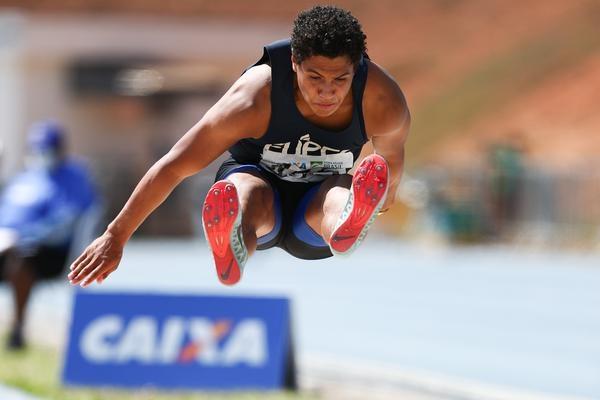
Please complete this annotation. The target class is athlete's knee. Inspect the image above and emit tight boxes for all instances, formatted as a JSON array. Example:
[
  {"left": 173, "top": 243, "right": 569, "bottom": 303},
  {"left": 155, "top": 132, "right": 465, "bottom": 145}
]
[
  {"left": 242, "top": 181, "right": 274, "bottom": 214},
  {"left": 227, "top": 174, "right": 272, "bottom": 208},
  {"left": 230, "top": 176, "right": 275, "bottom": 232},
  {"left": 322, "top": 183, "right": 350, "bottom": 214}
]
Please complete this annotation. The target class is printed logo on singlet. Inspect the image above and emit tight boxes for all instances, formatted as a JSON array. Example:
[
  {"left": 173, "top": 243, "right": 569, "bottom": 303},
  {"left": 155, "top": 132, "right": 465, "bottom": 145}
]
[{"left": 259, "top": 134, "right": 354, "bottom": 182}]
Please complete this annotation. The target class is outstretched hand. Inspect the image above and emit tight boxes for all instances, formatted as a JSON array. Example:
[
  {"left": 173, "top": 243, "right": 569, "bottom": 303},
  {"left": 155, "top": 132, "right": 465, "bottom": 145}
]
[{"left": 68, "top": 232, "right": 124, "bottom": 287}]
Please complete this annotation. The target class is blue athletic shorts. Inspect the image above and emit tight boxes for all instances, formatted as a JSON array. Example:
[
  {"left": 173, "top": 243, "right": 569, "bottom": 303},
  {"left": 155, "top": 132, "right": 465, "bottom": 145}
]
[{"left": 215, "top": 157, "right": 332, "bottom": 260}]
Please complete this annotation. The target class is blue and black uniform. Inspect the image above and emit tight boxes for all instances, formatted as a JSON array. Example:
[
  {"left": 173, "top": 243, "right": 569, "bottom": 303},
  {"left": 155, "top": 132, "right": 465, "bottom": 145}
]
[
  {"left": 215, "top": 38, "right": 369, "bottom": 259},
  {"left": 0, "top": 159, "right": 98, "bottom": 280}
]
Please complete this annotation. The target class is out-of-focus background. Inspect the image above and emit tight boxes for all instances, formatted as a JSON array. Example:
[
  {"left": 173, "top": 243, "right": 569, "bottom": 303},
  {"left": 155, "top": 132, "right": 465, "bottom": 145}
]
[{"left": 0, "top": 1, "right": 598, "bottom": 399}]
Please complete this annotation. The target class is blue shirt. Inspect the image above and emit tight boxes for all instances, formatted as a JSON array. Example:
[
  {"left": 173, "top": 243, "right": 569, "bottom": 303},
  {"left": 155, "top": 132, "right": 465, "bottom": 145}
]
[{"left": 0, "top": 158, "right": 98, "bottom": 252}]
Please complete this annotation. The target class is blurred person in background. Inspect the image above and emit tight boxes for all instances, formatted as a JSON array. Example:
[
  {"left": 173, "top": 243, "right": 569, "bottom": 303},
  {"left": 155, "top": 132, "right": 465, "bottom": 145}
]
[
  {"left": 0, "top": 121, "right": 99, "bottom": 350},
  {"left": 488, "top": 135, "right": 526, "bottom": 238},
  {"left": 69, "top": 5, "right": 410, "bottom": 287}
]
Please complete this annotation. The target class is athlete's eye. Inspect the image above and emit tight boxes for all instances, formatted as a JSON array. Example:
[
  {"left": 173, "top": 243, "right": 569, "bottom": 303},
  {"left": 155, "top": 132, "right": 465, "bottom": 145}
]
[{"left": 309, "top": 76, "right": 321, "bottom": 81}]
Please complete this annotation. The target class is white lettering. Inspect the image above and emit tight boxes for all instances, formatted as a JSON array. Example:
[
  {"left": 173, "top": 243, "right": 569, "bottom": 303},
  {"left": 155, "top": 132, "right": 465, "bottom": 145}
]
[
  {"left": 321, "top": 146, "right": 342, "bottom": 155},
  {"left": 79, "top": 316, "right": 269, "bottom": 366},
  {"left": 80, "top": 315, "right": 122, "bottom": 363},
  {"left": 157, "top": 317, "right": 185, "bottom": 363},
  {"left": 265, "top": 142, "right": 292, "bottom": 154},
  {"left": 115, "top": 317, "right": 157, "bottom": 364},
  {"left": 221, "top": 319, "right": 267, "bottom": 366},
  {"left": 302, "top": 140, "right": 321, "bottom": 155}
]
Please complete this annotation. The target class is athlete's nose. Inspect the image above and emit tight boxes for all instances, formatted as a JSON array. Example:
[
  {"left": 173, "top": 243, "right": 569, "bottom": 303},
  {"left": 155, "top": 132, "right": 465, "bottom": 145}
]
[{"left": 317, "top": 82, "right": 336, "bottom": 100}]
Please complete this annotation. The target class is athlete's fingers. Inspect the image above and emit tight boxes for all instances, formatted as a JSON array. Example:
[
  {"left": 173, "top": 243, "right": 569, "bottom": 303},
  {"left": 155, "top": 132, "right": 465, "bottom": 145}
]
[
  {"left": 100, "top": 267, "right": 115, "bottom": 283},
  {"left": 68, "top": 254, "right": 97, "bottom": 283},
  {"left": 68, "top": 252, "right": 94, "bottom": 280},
  {"left": 70, "top": 249, "right": 90, "bottom": 271},
  {"left": 81, "top": 268, "right": 107, "bottom": 287},
  {"left": 80, "top": 263, "right": 107, "bottom": 286},
  {"left": 67, "top": 257, "right": 92, "bottom": 282},
  {"left": 81, "top": 259, "right": 116, "bottom": 287},
  {"left": 69, "top": 254, "right": 102, "bottom": 284},
  {"left": 77, "top": 262, "right": 105, "bottom": 287},
  {"left": 69, "top": 233, "right": 124, "bottom": 286},
  {"left": 96, "top": 267, "right": 116, "bottom": 285}
]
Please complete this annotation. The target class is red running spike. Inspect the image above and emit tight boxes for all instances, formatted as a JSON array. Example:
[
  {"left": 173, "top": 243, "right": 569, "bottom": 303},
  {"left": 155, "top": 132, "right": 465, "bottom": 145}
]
[
  {"left": 202, "top": 180, "right": 247, "bottom": 285},
  {"left": 329, "top": 154, "right": 389, "bottom": 255}
]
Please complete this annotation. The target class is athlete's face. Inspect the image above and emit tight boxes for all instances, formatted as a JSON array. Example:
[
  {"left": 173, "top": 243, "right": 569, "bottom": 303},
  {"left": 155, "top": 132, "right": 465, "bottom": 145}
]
[{"left": 292, "top": 55, "right": 355, "bottom": 117}]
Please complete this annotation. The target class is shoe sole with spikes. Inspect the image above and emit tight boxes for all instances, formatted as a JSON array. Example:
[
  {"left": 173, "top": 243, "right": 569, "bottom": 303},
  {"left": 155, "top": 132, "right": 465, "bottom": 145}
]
[
  {"left": 329, "top": 154, "right": 389, "bottom": 255},
  {"left": 202, "top": 180, "right": 247, "bottom": 285}
]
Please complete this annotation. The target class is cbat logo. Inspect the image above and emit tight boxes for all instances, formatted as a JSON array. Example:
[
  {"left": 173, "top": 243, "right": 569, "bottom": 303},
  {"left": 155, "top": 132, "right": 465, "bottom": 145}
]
[{"left": 80, "top": 315, "right": 267, "bottom": 367}]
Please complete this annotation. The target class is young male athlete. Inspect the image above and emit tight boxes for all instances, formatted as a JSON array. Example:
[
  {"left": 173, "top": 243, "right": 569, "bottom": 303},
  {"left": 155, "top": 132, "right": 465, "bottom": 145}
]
[{"left": 68, "top": 5, "right": 410, "bottom": 287}]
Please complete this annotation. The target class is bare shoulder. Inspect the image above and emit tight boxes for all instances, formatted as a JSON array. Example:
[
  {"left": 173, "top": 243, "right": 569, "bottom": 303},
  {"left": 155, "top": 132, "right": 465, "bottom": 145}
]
[
  {"left": 235, "top": 64, "right": 272, "bottom": 108},
  {"left": 363, "top": 60, "right": 410, "bottom": 139},
  {"left": 211, "top": 64, "right": 272, "bottom": 139}
]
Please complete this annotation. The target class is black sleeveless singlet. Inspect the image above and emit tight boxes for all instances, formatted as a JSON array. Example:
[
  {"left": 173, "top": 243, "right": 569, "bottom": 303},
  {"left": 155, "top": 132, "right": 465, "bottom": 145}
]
[{"left": 228, "top": 39, "right": 369, "bottom": 183}]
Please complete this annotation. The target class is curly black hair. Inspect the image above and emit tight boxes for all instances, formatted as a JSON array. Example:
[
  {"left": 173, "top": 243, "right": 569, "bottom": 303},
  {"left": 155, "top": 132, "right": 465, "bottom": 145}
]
[{"left": 291, "top": 5, "right": 367, "bottom": 65}]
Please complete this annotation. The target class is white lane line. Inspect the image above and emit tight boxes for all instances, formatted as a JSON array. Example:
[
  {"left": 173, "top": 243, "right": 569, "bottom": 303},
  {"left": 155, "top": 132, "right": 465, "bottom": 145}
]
[{"left": 300, "top": 354, "right": 595, "bottom": 400}]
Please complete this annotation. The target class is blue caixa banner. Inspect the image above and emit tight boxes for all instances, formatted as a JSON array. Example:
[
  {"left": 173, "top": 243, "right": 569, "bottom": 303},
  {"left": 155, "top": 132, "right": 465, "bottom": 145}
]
[{"left": 63, "top": 291, "right": 293, "bottom": 390}]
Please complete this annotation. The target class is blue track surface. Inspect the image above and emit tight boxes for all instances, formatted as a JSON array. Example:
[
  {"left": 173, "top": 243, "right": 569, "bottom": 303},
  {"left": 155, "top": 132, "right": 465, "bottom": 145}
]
[{"left": 1, "top": 239, "right": 599, "bottom": 398}]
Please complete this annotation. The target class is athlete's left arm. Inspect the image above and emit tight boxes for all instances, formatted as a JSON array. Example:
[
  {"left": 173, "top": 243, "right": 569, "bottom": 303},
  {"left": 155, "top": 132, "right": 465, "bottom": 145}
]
[{"left": 364, "top": 64, "right": 411, "bottom": 211}]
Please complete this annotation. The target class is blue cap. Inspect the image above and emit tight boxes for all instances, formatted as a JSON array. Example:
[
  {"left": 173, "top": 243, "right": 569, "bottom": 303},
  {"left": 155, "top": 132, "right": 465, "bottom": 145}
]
[{"left": 27, "top": 121, "right": 65, "bottom": 152}]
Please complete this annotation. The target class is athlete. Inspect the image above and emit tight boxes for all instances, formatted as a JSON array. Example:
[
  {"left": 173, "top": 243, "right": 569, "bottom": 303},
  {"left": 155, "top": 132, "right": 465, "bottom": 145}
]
[{"left": 68, "top": 5, "right": 410, "bottom": 287}]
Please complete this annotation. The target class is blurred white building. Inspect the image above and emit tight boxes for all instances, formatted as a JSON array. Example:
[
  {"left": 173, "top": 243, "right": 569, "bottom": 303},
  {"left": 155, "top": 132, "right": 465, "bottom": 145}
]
[{"left": 0, "top": 11, "right": 287, "bottom": 234}]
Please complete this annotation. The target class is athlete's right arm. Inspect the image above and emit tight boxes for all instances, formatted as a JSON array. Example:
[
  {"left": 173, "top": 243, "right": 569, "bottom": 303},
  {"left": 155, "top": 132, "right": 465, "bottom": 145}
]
[{"left": 68, "top": 65, "right": 271, "bottom": 287}]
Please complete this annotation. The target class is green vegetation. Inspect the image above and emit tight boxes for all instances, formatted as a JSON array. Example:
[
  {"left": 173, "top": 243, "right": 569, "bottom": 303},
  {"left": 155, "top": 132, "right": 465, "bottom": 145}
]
[{"left": 0, "top": 338, "right": 317, "bottom": 400}]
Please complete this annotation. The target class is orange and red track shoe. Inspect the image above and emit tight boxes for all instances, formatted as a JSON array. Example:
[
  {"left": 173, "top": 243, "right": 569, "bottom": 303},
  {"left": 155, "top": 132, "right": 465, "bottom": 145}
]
[
  {"left": 202, "top": 180, "right": 247, "bottom": 285},
  {"left": 329, "top": 154, "right": 389, "bottom": 255}
]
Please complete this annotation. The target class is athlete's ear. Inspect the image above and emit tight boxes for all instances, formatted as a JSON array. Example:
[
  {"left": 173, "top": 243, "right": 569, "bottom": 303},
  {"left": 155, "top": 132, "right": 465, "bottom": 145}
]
[{"left": 291, "top": 55, "right": 298, "bottom": 72}]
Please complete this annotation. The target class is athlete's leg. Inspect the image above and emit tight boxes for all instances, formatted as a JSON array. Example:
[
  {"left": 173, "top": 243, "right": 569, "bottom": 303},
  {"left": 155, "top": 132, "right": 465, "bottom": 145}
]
[
  {"left": 305, "top": 154, "right": 389, "bottom": 254},
  {"left": 202, "top": 171, "right": 277, "bottom": 285},
  {"left": 225, "top": 172, "right": 276, "bottom": 253},
  {"left": 305, "top": 175, "right": 352, "bottom": 241}
]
